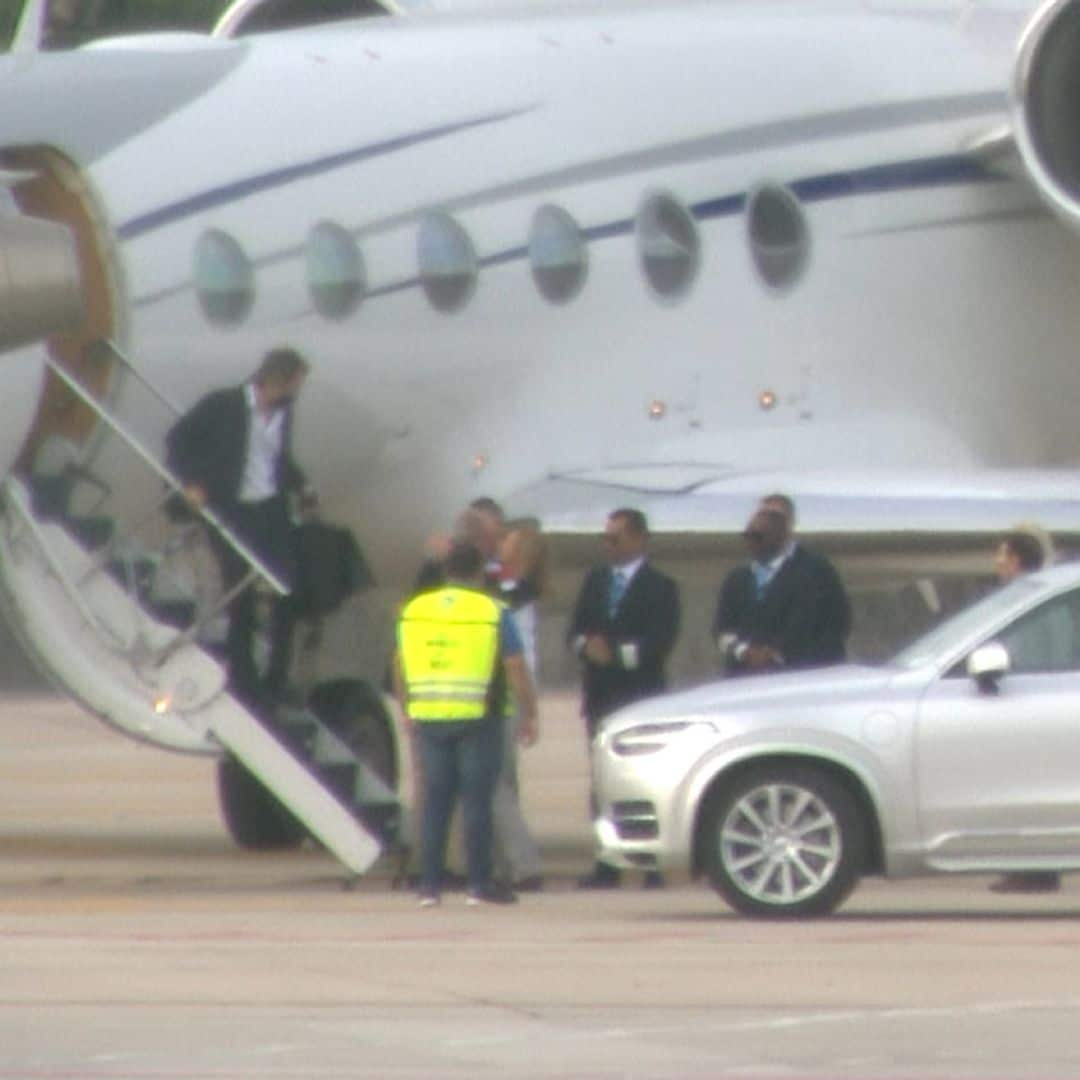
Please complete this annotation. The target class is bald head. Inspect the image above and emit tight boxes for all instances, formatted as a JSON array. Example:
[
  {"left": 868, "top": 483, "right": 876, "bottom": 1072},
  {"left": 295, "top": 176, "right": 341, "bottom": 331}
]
[{"left": 744, "top": 508, "right": 788, "bottom": 562}]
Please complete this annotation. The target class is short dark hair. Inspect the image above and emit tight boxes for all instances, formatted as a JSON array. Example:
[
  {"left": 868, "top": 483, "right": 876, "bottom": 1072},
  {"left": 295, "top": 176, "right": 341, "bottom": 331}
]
[
  {"left": 1002, "top": 531, "right": 1045, "bottom": 572},
  {"left": 254, "top": 347, "right": 309, "bottom": 386},
  {"left": 468, "top": 496, "right": 505, "bottom": 522},
  {"left": 445, "top": 540, "right": 484, "bottom": 581},
  {"left": 609, "top": 507, "right": 648, "bottom": 537},
  {"left": 761, "top": 493, "right": 795, "bottom": 524}
]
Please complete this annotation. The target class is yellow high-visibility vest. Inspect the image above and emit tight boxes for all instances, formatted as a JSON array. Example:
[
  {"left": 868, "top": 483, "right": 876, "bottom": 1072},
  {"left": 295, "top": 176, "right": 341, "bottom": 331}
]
[{"left": 398, "top": 585, "right": 502, "bottom": 722}]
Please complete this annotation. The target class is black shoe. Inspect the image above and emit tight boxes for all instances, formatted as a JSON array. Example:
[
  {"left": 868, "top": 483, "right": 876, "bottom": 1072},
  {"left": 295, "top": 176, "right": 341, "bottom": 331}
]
[
  {"left": 466, "top": 883, "right": 518, "bottom": 906},
  {"left": 643, "top": 871, "right": 665, "bottom": 890},
  {"left": 514, "top": 875, "right": 545, "bottom": 893},
  {"left": 577, "top": 864, "right": 621, "bottom": 890},
  {"left": 441, "top": 869, "right": 468, "bottom": 891},
  {"left": 990, "top": 872, "right": 1061, "bottom": 894}
]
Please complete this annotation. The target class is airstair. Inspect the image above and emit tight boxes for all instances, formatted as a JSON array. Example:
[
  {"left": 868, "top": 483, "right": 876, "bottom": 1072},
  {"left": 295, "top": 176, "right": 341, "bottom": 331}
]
[{"left": 0, "top": 340, "right": 402, "bottom": 880}]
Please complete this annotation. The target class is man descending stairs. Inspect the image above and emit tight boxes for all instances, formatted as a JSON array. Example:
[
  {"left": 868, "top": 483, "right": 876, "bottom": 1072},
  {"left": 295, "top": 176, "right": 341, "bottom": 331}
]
[{"left": 0, "top": 342, "right": 403, "bottom": 881}]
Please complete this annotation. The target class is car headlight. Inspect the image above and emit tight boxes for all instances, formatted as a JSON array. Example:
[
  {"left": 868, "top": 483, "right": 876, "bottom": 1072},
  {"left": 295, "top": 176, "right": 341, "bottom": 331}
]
[{"left": 610, "top": 719, "right": 718, "bottom": 757}]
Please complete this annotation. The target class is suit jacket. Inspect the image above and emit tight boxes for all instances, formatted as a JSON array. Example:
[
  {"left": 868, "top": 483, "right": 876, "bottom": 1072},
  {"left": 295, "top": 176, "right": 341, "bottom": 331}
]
[
  {"left": 713, "top": 544, "right": 851, "bottom": 672},
  {"left": 165, "top": 385, "right": 304, "bottom": 512},
  {"left": 568, "top": 560, "right": 680, "bottom": 729}
]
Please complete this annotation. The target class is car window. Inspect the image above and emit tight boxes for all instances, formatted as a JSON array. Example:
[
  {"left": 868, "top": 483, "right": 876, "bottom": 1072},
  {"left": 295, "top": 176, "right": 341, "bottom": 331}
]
[
  {"left": 995, "top": 588, "right": 1080, "bottom": 674},
  {"left": 893, "top": 577, "right": 1042, "bottom": 670}
]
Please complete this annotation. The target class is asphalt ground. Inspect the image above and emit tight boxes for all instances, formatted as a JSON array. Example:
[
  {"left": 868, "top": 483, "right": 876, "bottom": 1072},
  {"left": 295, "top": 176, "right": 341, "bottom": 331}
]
[{"left": 3, "top": 692, "right": 1080, "bottom": 1079}]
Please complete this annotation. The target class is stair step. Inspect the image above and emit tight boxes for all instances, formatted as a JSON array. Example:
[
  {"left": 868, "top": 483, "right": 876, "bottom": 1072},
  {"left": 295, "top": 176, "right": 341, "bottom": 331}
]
[
  {"left": 257, "top": 703, "right": 404, "bottom": 852},
  {"left": 0, "top": 474, "right": 400, "bottom": 880},
  {"left": 204, "top": 697, "right": 381, "bottom": 875},
  {"left": 318, "top": 760, "right": 359, "bottom": 803},
  {"left": 271, "top": 709, "right": 320, "bottom": 758}
]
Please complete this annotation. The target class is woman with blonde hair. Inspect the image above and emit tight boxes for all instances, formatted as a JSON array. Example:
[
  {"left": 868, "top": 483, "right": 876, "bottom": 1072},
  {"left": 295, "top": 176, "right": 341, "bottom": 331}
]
[{"left": 492, "top": 516, "right": 548, "bottom": 890}]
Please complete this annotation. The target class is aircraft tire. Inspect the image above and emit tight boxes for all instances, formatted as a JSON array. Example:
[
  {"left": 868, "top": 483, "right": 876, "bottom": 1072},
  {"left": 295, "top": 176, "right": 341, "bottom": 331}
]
[
  {"left": 307, "top": 678, "right": 398, "bottom": 788},
  {"left": 216, "top": 755, "right": 306, "bottom": 850}
]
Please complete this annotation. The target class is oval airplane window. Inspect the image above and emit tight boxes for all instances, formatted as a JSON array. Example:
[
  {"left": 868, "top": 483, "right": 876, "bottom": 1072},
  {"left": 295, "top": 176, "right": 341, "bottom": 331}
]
[
  {"left": 747, "top": 183, "right": 809, "bottom": 290},
  {"left": 194, "top": 229, "right": 254, "bottom": 327},
  {"left": 307, "top": 221, "right": 365, "bottom": 320},
  {"left": 529, "top": 204, "right": 588, "bottom": 305},
  {"left": 636, "top": 192, "right": 700, "bottom": 302},
  {"left": 417, "top": 212, "right": 477, "bottom": 314}
]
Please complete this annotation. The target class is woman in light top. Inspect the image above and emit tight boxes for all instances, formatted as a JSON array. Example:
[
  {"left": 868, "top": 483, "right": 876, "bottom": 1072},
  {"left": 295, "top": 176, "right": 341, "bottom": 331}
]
[{"left": 492, "top": 516, "right": 549, "bottom": 891}]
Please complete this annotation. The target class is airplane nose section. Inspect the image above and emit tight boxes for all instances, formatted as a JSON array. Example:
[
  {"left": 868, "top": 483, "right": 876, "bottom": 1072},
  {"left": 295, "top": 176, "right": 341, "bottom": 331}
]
[{"left": 0, "top": 211, "right": 83, "bottom": 353}]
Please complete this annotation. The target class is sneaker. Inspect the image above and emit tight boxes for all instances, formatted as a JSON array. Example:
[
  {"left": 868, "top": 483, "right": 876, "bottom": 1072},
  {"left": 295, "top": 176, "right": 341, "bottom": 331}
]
[
  {"left": 417, "top": 893, "right": 440, "bottom": 908},
  {"left": 465, "top": 883, "right": 518, "bottom": 906}
]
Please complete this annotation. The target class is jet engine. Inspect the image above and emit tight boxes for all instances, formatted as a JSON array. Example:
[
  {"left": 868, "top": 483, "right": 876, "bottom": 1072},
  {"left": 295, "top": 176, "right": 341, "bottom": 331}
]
[{"left": 1013, "top": 0, "right": 1080, "bottom": 229}]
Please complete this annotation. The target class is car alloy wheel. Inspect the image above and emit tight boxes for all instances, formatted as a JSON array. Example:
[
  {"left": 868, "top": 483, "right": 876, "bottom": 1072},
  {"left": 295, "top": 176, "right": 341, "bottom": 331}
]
[{"left": 706, "top": 764, "right": 864, "bottom": 917}]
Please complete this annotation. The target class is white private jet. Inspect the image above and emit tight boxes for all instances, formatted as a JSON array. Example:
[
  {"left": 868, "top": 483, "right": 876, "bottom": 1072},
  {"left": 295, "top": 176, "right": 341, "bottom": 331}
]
[{"left": 2, "top": 0, "right": 1080, "bottom": 867}]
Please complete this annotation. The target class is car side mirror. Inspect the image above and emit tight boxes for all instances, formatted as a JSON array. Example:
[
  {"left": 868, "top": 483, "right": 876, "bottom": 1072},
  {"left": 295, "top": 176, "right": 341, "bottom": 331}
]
[{"left": 967, "top": 642, "right": 1010, "bottom": 693}]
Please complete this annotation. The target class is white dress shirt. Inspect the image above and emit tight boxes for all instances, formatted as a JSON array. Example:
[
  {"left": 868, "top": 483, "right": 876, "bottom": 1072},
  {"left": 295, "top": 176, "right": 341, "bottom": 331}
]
[{"left": 239, "top": 383, "right": 285, "bottom": 503}]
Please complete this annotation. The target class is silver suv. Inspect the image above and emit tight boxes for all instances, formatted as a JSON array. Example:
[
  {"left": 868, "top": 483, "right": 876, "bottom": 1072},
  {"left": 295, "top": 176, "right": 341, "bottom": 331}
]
[{"left": 593, "top": 562, "right": 1080, "bottom": 916}]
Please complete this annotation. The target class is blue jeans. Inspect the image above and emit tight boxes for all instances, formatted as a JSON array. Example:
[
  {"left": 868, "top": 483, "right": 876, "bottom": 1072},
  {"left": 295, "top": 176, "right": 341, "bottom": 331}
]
[{"left": 415, "top": 718, "right": 502, "bottom": 895}]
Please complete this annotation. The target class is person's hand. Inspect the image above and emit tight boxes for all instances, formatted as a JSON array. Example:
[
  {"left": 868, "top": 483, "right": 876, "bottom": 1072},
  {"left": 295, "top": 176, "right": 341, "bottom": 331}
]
[
  {"left": 518, "top": 713, "right": 539, "bottom": 747},
  {"left": 183, "top": 484, "right": 207, "bottom": 509},
  {"left": 744, "top": 644, "right": 781, "bottom": 670},
  {"left": 583, "top": 634, "right": 613, "bottom": 666},
  {"left": 425, "top": 531, "right": 452, "bottom": 559}
]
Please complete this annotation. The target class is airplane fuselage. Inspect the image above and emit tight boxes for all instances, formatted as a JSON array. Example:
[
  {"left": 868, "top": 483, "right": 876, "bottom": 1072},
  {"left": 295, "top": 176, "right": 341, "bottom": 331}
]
[{"left": 2, "top": 1, "right": 1078, "bottom": 574}]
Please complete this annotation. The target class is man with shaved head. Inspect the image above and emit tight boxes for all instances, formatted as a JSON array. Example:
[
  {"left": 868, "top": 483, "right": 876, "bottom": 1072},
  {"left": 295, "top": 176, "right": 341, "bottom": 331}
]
[{"left": 714, "top": 496, "right": 851, "bottom": 676}]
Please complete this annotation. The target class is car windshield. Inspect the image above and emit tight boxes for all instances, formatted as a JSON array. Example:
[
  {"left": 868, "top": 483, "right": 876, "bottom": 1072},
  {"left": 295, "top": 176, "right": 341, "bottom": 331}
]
[{"left": 890, "top": 577, "right": 1045, "bottom": 670}]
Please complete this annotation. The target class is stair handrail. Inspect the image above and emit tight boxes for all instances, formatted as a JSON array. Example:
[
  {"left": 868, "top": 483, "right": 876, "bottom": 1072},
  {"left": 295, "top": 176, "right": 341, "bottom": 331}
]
[
  {"left": 96, "top": 337, "right": 184, "bottom": 420},
  {"left": 1, "top": 477, "right": 128, "bottom": 649},
  {"left": 43, "top": 356, "right": 289, "bottom": 598}
]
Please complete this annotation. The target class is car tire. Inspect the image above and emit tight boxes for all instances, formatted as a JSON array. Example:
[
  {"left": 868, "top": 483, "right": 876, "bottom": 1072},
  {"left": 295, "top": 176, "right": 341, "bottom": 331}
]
[{"left": 703, "top": 763, "right": 864, "bottom": 918}]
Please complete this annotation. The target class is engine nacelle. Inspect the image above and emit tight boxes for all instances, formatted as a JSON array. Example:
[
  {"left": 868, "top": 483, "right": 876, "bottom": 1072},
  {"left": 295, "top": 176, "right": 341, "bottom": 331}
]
[
  {"left": 0, "top": 209, "right": 82, "bottom": 353},
  {"left": 1013, "top": 0, "right": 1080, "bottom": 229}
]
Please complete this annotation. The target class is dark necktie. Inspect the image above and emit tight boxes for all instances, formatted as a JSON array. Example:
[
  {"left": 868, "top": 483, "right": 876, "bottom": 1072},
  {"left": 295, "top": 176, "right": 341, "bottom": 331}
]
[{"left": 608, "top": 568, "right": 627, "bottom": 617}]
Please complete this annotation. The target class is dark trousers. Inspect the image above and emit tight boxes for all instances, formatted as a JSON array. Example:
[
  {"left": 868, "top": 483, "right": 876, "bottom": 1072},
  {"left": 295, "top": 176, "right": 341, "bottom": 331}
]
[
  {"left": 415, "top": 718, "right": 502, "bottom": 895},
  {"left": 212, "top": 495, "right": 297, "bottom": 705}
]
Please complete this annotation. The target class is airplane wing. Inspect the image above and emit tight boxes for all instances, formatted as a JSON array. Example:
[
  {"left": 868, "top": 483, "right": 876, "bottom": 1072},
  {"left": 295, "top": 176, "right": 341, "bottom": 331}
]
[{"left": 510, "top": 465, "right": 1080, "bottom": 574}]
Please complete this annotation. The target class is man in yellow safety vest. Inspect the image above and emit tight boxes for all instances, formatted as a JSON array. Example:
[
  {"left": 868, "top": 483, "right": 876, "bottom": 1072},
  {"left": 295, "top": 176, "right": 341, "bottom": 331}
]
[{"left": 394, "top": 540, "right": 539, "bottom": 906}]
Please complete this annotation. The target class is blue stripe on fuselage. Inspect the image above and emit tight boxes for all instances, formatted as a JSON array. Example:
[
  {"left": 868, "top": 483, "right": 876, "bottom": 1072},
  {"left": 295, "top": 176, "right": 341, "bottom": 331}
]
[{"left": 117, "top": 107, "right": 535, "bottom": 241}]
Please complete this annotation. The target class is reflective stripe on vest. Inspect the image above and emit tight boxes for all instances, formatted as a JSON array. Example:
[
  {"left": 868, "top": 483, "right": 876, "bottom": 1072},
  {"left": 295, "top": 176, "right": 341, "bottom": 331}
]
[{"left": 398, "top": 586, "right": 502, "bottom": 722}]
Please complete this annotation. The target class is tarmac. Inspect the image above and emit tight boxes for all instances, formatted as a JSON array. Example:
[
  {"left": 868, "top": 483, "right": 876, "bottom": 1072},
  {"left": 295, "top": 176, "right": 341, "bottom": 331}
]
[{"left": 4, "top": 691, "right": 1080, "bottom": 1078}]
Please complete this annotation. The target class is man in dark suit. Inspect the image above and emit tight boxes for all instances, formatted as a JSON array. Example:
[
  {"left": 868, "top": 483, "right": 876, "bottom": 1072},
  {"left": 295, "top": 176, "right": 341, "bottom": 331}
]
[
  {"left": 165, "top": 346, "right": 310, "bottom": 707},
  {"left": 714, "top": 498, "right": 850, "bottom": 676},
  {"left": 568, "top": 508, "right": 680, "bottom": 888}
]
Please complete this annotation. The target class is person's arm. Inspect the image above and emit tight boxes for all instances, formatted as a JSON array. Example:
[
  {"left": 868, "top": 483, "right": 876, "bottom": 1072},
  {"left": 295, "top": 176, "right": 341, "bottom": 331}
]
[
  {"left": 165, "top": 390, "right": 231, "bottom": 508},
  {"left": 505, "top": 653, "right": 539, "bottom": 746},
  {"left": 714, "top": 571, "right": 781, "bottom": 671},
  {"left": 568, "top": 570, "right": 602, "bottom": 661},
  {"left": 279, "top": 403, "right": 308, "bottom": 495},
  {"left": 773, "top": 563, "right": 830, "bottom": 667},
  {"left": 606, "top": 572, "right": 680, "bottom": 672},
  {"left": 500, "top": 609, "right": 539, "bottom": 744},
  {"left": 390, "top": 650, "right": 414, "bottom": 733}
]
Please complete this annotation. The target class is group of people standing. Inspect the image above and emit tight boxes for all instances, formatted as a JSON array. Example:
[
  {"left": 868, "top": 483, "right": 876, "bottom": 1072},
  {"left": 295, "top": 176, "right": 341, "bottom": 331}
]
[
  {"left": 395, "top": 499, "right": 548, "bottom": 906},
  {"left": 187, "top": 349, "right": 1080, "bottom": 910},
  {"left": 164, "top": 349, "right": 860, "bottom": 906},
  {"left": 394, "top": 491, "right": 856, "bottom": 905}
]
